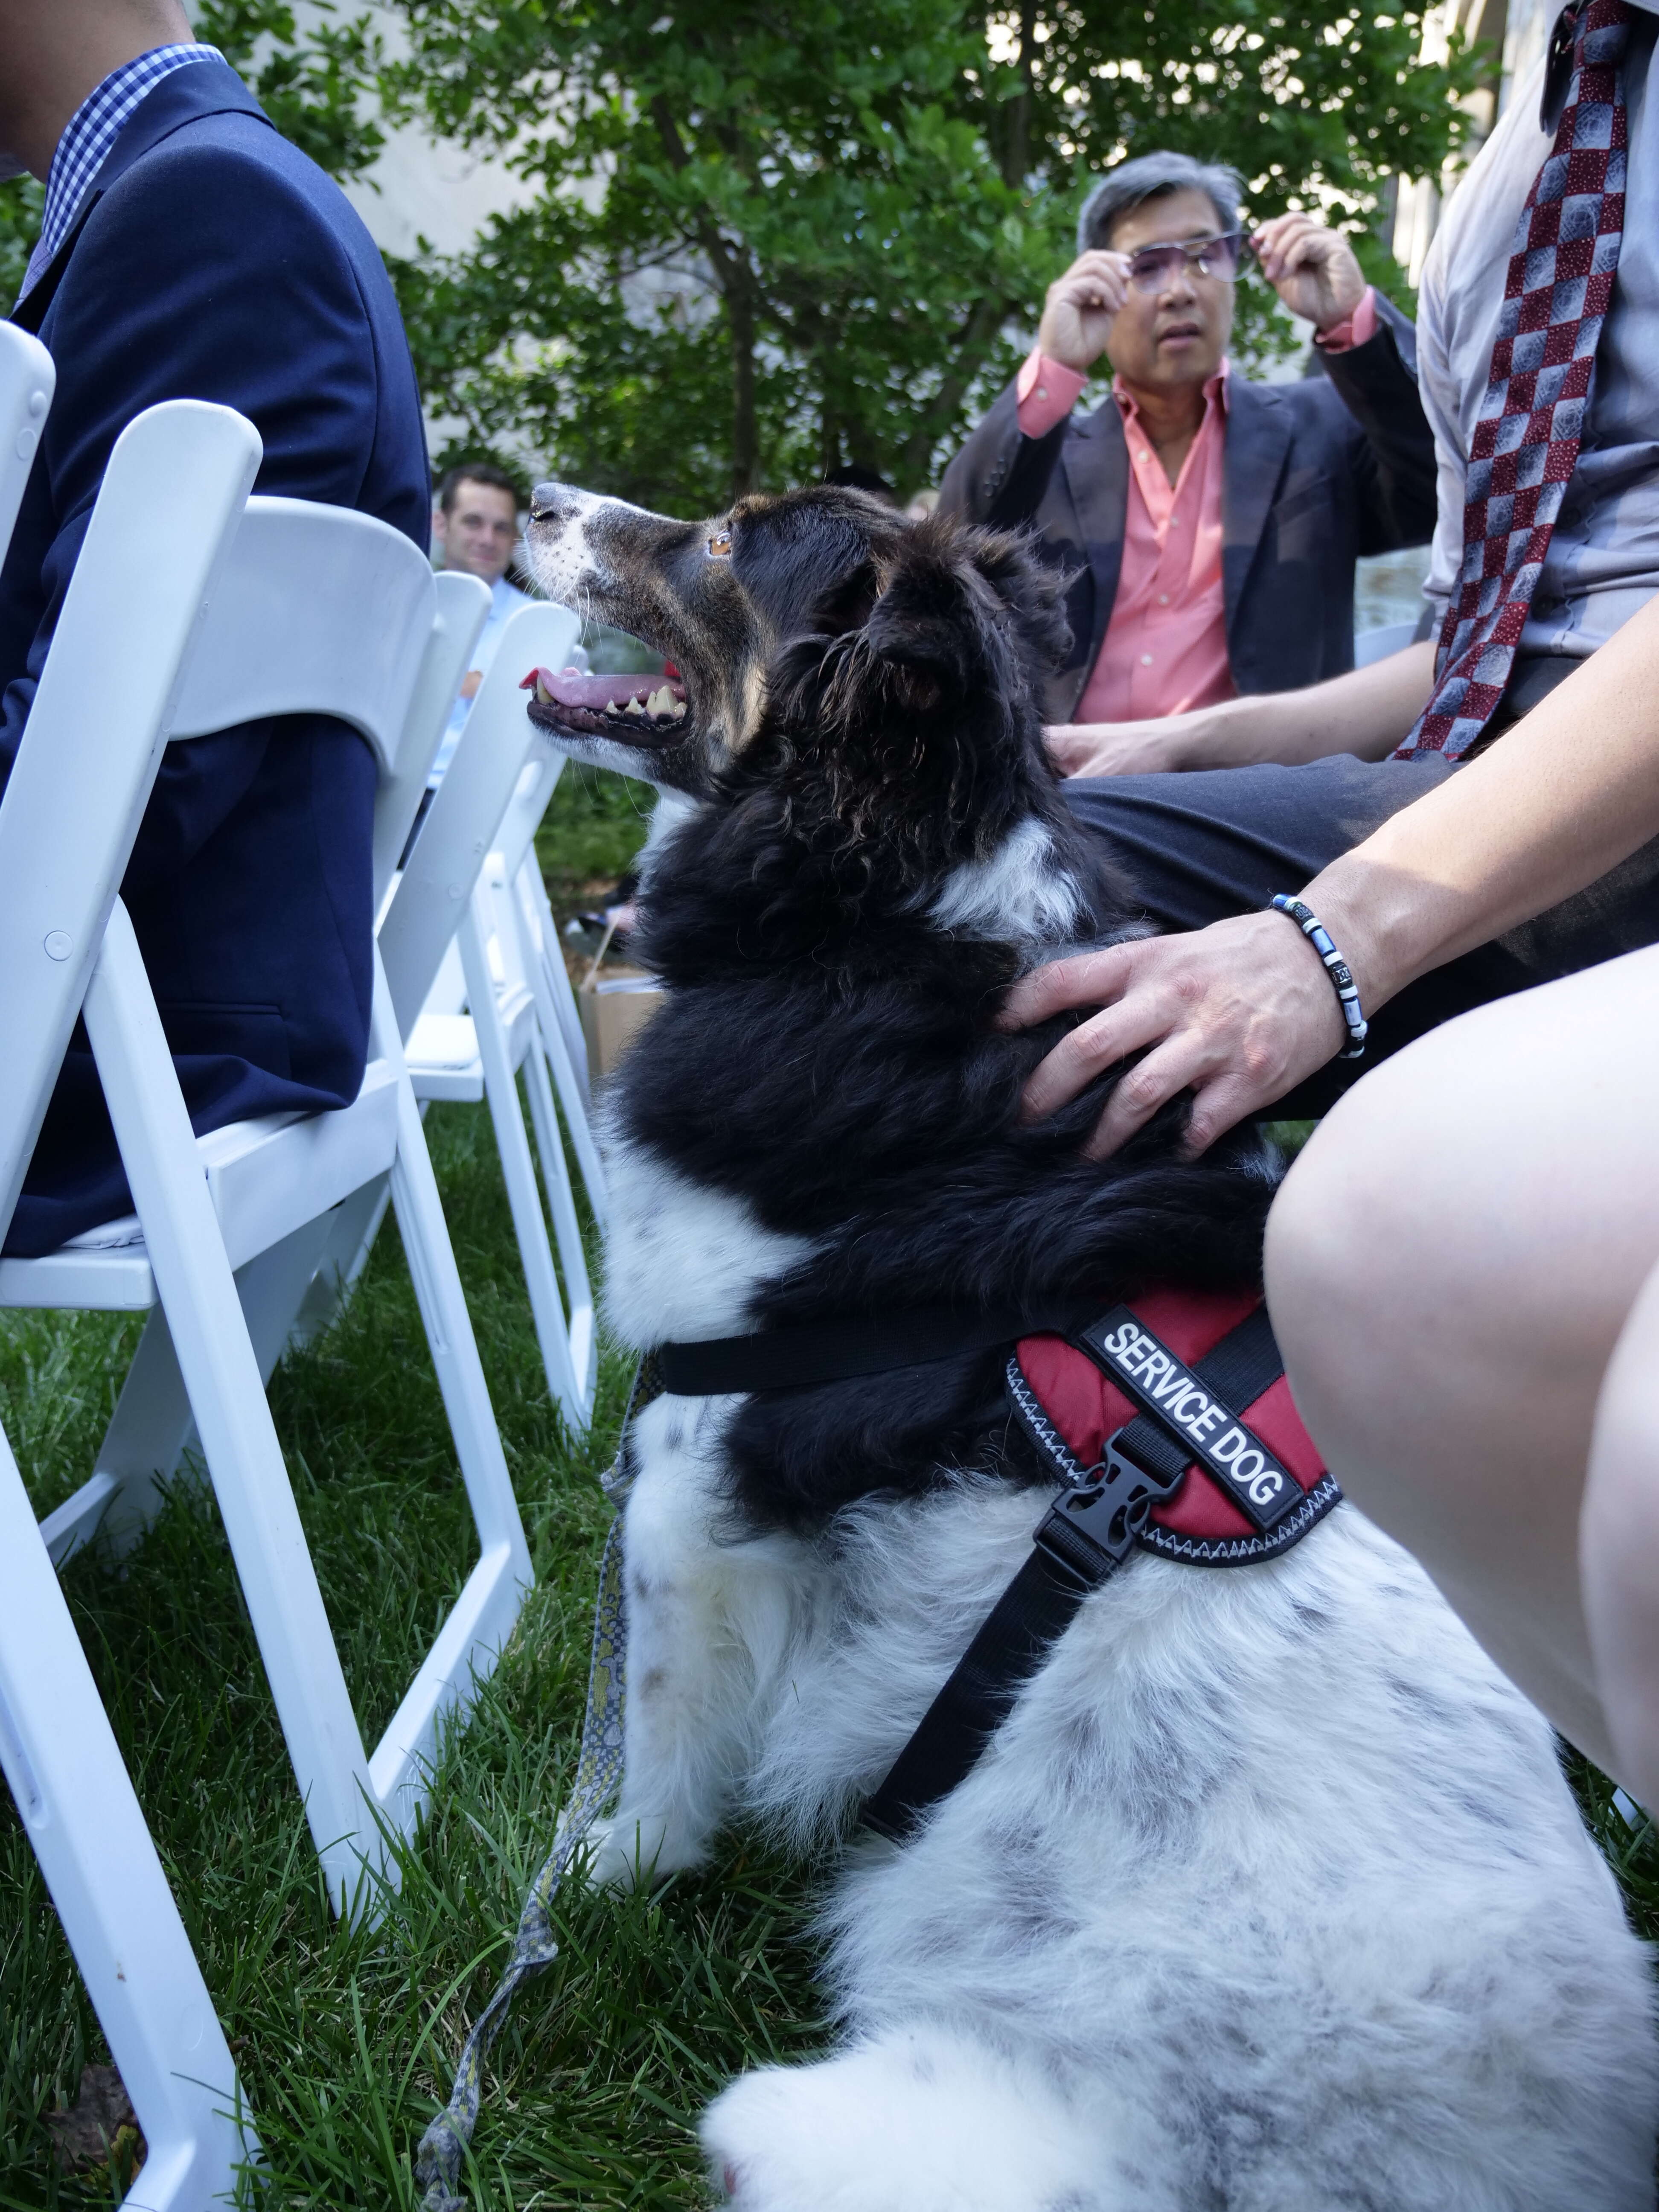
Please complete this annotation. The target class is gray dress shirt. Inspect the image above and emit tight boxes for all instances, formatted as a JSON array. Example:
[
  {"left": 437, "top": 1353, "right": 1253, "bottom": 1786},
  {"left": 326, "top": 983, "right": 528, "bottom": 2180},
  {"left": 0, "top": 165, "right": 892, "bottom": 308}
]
[{"left": 1418, "top": 3, "right": 1659, "bottom": 665}]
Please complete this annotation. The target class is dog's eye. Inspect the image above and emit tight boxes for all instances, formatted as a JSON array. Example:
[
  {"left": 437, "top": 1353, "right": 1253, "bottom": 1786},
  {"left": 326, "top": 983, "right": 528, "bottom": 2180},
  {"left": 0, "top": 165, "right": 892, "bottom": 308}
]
[{"left": 707, "top": 530, "right": 733, "bottom": 559}]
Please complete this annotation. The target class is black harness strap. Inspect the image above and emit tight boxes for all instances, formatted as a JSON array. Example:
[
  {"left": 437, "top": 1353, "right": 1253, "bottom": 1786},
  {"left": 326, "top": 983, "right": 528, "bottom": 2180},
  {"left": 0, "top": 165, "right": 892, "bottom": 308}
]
[
  {"left": 1073, "top": 1304, "right": 1301, "bottom": 1534},
  {"left": 655, "top": 1295, "right": 1328, "bottom": 1842},
  {"left": 858, "top": 1543, "right": 1100, "bottom": 1842},
  {"left": 656, "top": 1302, "right": 1097, "bottom": 1396},
  {"left": 862, "top": 1306, "right": 1290, "bottom": 1844}
]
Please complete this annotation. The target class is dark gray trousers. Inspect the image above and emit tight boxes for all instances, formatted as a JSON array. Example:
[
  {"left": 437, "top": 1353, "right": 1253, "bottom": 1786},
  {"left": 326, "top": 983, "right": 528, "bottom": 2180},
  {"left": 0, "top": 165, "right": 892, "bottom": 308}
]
[{"left": 1060, "top": 754, "right": 1659, "bottom": 1120}]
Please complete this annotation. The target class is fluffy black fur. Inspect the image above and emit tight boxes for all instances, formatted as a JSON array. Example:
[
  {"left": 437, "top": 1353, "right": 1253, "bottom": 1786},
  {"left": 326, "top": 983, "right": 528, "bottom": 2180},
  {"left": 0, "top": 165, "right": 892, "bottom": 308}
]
[{"left": 602, "top": 501, "right": 1280, "bottom": 1537}]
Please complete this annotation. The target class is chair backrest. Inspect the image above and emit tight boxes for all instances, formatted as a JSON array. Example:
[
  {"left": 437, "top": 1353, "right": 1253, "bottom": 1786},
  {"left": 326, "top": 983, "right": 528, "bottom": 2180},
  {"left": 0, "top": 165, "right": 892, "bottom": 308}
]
[
  {"left": 379, "top": 600, "right": 580, "bottom": 1038},
  {"left": 0, "top": 323, "right": 55, "bottom": 556},
  {"left": 373, "top": 569, "right": 490, "bottom": 905},
  {"left": 171, "top": 496, "right": 436, "bottom": 776},
  {"left": 0, "top": 401, "right": 262, "bottom": 1246},
  {"left": 493, "top": 751, "right": 565, "bottom": 885}
]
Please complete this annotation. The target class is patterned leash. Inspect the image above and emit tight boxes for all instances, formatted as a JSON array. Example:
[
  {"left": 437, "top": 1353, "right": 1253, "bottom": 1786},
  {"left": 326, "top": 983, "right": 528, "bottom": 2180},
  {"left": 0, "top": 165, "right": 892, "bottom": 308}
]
[{"left": 415, "top": 1363, "right": 647, "bottom": 2212}]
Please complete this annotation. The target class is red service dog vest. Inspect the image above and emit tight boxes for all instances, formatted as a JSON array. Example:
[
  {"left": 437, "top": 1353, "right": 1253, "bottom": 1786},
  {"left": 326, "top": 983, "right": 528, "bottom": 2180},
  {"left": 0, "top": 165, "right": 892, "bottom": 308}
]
[{"left": 1011, "top": 1287, "right": 1340, "bottom": 1566}]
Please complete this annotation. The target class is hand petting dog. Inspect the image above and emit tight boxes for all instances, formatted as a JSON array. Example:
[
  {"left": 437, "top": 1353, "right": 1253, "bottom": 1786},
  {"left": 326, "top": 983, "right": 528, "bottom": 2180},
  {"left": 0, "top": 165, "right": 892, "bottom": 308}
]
[{"left": 1004, "top": 911, "right": 1346, "bottom": 1158}]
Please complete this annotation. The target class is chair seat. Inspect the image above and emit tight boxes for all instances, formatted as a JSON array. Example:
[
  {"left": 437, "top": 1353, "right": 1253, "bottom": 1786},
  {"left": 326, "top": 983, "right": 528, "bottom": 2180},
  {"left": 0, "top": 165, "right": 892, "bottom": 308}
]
[
  {"left": 0, "top": 1060, "right": 400, "bottom": 1310},
  {"left": 407, "top": 988, "right": 535, "bottom": 1104}
]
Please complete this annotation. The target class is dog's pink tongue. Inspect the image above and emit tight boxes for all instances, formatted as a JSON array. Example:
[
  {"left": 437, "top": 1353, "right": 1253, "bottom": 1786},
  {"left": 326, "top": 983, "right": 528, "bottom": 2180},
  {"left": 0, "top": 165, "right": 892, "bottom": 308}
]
[{"left": 520, "top": 666, "right": 685, "bottom": 710}]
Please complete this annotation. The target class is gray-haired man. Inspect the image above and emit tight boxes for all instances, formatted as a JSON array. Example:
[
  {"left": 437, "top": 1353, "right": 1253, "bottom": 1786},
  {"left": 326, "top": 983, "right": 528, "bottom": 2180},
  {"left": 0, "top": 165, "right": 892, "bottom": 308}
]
[{"left": 940, "top": 151, "right": 1437, "bottom": 729}]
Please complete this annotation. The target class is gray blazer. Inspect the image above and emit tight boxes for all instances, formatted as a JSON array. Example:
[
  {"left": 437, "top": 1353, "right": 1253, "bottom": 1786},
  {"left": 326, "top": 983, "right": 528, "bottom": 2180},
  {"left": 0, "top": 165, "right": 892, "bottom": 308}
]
[{"left": 937, "top": 294, "right": 1436, "bottom": 722}]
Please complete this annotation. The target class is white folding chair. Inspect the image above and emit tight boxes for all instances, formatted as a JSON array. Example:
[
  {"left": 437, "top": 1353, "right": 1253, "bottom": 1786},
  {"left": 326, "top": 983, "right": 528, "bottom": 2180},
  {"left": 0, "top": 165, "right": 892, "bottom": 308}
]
[
  {"left": 390, "top": 604, "right": 608, "bottom": 1431},
  {"left": 0, "top": 396, "right": 531, "bottom": 1915},
  {"left": 0, "top": 326, "right": 252, "bottom": 2212},
  {"left": 492, "top": 737, "right": 610, "bottom": 1223},
  {"left": 0, "top": 1429, "right": 251, "bottom": 2209},
  {"left": 408, "top": 707, "right": 608, "bottom": 1225}
]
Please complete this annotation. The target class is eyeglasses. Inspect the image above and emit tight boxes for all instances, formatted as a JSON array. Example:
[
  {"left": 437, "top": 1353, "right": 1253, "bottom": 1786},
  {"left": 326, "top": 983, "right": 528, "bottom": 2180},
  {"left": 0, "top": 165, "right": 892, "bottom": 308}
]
[{"left": 1126, "top": 233, "right": 1252, "bottom": 293}]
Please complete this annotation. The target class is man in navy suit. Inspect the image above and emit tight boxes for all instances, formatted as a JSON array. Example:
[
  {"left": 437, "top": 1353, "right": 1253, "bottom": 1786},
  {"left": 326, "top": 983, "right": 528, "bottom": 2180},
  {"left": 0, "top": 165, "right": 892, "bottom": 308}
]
[{"left": 0, "top": 0, "right": 429, "bottom": 1255}]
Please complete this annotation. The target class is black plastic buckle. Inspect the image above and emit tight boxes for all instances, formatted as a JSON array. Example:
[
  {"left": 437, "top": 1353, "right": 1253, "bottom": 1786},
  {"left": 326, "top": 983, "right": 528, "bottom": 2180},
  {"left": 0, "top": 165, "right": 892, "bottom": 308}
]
[{"left": 1033, "top": 1435, "right": 1185, "bottom": 1590}]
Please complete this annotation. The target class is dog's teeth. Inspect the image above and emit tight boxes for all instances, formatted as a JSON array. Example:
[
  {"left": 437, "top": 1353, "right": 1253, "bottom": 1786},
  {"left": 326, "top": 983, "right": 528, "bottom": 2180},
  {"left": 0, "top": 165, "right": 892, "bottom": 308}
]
[
  {"left": 535, "top": 674, "right": 553, "bottom": 704},
  {"left": 669, "top": 699, "right": 687, "bottom": 719},
  {"left": 646, "top": 686, "right": 672, "bottom": 716},
  {"left": 624, "top": 696, "right": 645, "bottom": 716}
]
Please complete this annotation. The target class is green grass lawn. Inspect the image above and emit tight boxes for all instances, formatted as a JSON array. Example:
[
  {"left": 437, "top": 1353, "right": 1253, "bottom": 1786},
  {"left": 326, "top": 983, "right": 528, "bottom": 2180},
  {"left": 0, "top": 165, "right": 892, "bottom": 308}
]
[
  {"left": 3, "top": 771, "right": 1658, "bottom": 2208},
  {"left": 0, "top": 771, "right": 833, "bottom": 2210}
]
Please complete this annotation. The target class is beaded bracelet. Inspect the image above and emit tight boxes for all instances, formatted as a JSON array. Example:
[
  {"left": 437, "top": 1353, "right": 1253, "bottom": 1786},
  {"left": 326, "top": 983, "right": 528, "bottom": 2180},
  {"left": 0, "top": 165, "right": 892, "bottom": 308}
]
[{"left": 1269, "top": 895, "right": 1368, "bottom": 1060}]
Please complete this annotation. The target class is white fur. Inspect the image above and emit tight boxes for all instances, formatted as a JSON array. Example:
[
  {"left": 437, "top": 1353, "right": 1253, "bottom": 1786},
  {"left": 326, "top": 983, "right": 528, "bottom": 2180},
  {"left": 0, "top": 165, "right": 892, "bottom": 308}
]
[
  {"left": 600, "top": 1142, "right": 815, "bottom": 1347},
  {"left": 575, "top": 654, "right": 1659, "bottom": 2203},
  {"left": 590, "top": 1165, "right": 1659, "bottom": 2208},
  {"left": 929, "top": 818, "right": 1083, "bottom": 947},
  {"left": 635, "top": 784, "right": 700, "bottom": 871},
  {"left": 703, "top": 2027, "right": 1110, "bottom": 2212},
  {"left": 526, "top": 485, "right": 650, "bottom": 607}
]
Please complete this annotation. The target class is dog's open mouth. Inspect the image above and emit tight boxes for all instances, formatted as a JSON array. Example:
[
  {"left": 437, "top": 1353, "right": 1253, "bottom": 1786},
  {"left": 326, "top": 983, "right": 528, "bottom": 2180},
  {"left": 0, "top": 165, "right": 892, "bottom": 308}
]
[{"left": 521, "top": 665, "right": 689, "bottom": 748}]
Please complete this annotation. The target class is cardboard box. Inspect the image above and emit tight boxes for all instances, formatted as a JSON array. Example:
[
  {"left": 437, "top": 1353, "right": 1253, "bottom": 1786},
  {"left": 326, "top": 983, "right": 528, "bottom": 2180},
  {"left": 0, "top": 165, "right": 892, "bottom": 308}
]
[{"left": 578, "top": 964, "right": 665, "bottom": 1080}]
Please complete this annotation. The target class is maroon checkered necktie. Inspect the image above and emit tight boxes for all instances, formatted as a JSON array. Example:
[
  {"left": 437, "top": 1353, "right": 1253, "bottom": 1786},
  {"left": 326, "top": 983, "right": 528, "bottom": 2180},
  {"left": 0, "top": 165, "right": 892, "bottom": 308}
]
[{"left": 1394, "top": 0, "right": 1634, "bottom": 760}]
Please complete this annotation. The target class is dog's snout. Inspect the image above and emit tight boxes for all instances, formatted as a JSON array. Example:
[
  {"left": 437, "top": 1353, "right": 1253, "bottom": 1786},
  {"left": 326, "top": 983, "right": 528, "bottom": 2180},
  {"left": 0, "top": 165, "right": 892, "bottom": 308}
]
[{"left": 529, "top": 480, "right": 564, "bottom": 524}]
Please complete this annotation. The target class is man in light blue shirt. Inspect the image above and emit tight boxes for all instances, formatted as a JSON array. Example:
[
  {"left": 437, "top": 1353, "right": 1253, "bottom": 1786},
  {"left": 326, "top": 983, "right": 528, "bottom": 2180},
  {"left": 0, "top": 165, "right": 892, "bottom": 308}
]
[{"left": 428, "top": 460, "right": 534, "bottom": 784}]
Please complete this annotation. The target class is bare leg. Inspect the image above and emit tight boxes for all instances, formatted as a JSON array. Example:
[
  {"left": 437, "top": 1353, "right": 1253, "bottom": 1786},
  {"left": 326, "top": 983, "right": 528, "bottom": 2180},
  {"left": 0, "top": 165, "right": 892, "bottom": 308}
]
[
  {"left": 1584, "top": 1256, "right": 1659, "bottom": 1806},
  {"left": 1265, "top": 943, "right": 1659, "bottom": 1781}
]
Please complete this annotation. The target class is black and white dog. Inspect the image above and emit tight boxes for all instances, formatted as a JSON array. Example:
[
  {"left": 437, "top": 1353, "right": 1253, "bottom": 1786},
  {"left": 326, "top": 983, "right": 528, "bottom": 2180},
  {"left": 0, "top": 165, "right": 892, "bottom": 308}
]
[{"left": 524, "top": 485, "right": 1659, "bottom": 2211}]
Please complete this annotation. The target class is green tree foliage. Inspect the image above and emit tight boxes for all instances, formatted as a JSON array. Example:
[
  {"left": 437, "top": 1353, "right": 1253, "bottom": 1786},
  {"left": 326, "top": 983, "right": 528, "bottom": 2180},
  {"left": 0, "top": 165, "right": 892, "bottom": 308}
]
[
  {"left": 0, "top": 178, "right": 44, "bottom": 309},
  {"left": 0, "top": 3, "right": 1478, "bottom": 517},
  {"left": 381, "top": 0, "right": 1479, "bottom": 512},
  {"left": 195, "top": 0, "right": 387, "bottom": 179}
]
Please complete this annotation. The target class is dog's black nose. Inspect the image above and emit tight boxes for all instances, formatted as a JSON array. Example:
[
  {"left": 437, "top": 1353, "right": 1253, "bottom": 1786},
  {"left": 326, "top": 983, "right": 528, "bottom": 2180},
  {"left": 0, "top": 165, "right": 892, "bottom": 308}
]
[{"left": 529, "top": 481, "right": 561, "bottom": 522}]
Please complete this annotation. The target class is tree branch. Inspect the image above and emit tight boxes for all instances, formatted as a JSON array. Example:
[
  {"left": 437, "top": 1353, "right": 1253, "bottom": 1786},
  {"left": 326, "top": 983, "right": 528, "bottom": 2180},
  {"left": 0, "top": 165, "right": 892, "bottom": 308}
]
[
  {"left": 650, "top": 94, "right": 761, "bottom": 496},
  {"left": 899, "top": 292, "right": 1009, "bottom": 488},
  {"left": 1001, "top": 0, "right": 1037, "bottom": 190}
]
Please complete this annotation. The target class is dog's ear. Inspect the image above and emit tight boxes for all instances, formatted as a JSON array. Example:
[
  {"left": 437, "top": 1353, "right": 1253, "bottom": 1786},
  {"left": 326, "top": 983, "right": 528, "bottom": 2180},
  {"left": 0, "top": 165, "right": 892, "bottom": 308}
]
[
  {"left": 955, "top": 523, "right": 1074, "bottom": 693},
  {"left": 806, "top": 557, "right": 881, "bottom": 645},
  {"left": 801, "top": 517, "right": 1069, "bottom": 733},
  {"left": 757, "top": 522, "right": 1046, "bottom": 873}
]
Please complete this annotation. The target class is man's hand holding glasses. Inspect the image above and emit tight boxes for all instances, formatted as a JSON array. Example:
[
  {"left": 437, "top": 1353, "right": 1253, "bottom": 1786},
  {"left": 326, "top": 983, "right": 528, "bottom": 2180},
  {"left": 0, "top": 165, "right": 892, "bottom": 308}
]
[
  {"left": 1034, "top": 212, "right": 1367, "bottom": 382},
  {"left": 1250, "top": 212, "right": 1368, "bottom": 334}
]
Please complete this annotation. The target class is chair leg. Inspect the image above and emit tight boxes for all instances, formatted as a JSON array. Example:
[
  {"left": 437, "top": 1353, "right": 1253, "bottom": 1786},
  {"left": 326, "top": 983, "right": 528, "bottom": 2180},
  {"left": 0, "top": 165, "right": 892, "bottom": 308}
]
[
  {"left": 513, "top": 860, "right": 609, "bottom": 1230},
  {"left": 521, "top": 1020, "right": 597, "bottom": 1405},
  {"left": 536, "top": 1001, "right": 609, "bottom": 1231},
  {"left": 366, "top": 952, "right": 533, "bottom": 1826},
  {"left": 0, "top": 1431, "right": 253, "bottom": 2210},
  {"left": 40, "top": 1305, "right": 194, "bottom": 1571},
  {"left": 457, "top": 903, "right": 588, "bottom": 1426},
  {"left": 84, "top": 906, "right": 385, "bottom": 1916},
  {"left": 515, "top": 857, "right": 590, "bottom": 1102},
  {"left": 286, "top": 1176, "right": 393, "bottom": 1351},
  {"left": 43, "top": 1216, "right": 345, "bottom": 1572}
]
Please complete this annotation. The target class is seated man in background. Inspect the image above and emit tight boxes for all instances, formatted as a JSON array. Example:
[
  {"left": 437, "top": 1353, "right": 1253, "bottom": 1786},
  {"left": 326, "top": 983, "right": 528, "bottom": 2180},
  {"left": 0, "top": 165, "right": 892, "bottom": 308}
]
[
  {"left": 1003, "top": 1, "right": 1659, "bottom": 1146},
  {"left": 938, "top": 149, "right": 1436, "bottom": 740},
  {"left": 0, "top": 0, "right": 428, "bottom": 1257},
  {"left": 427, "top": 460, "right": 532, "bottom": 789}
]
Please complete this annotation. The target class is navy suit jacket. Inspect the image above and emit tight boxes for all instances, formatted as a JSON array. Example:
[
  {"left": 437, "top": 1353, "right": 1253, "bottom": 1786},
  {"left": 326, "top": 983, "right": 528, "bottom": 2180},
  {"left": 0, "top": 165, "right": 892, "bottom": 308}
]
[
  {"left": 937, "top": 297, "right": 1437, "bottom": 723},
  {"left": 0, "top": 58, "right": 429, "bottom": 1256}
]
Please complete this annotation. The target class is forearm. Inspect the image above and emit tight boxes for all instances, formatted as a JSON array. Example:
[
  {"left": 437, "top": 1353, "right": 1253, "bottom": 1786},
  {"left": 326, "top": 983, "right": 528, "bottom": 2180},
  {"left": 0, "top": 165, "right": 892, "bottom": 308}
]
[
  {"left": 1098, "top": 641, "right": 1436, "bottom": 771},
  {"left": 1310, "top": 602, "right": 1659, "bottom": 1009},
  {"left": 1195, "top": 643, "right": 1435, "bottom": 766}
]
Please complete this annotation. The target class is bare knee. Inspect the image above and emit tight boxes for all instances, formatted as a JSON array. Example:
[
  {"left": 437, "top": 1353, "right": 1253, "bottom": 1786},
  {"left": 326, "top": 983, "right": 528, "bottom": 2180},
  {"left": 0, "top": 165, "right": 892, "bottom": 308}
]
[
  {"left": 1583, "top": 1263, "right": 1659, "bottom": 1802},
  {"left": 1265, "top": 1068, "right": 1441, "bottom": 1430}
]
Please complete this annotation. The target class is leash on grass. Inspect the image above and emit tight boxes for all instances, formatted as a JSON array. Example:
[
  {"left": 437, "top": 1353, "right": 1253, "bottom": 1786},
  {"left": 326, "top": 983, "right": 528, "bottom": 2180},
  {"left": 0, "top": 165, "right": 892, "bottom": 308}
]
[{"left": 414, "top": 1362, "right": 648, "bottom": 2212}]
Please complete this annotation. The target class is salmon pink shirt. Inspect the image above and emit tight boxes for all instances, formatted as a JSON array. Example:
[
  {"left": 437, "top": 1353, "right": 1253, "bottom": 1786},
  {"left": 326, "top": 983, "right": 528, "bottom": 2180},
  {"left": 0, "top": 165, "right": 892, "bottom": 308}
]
[{"left": 1013, "top": 288, "right": 1376, "bottom": 724}]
